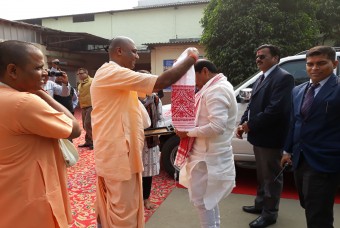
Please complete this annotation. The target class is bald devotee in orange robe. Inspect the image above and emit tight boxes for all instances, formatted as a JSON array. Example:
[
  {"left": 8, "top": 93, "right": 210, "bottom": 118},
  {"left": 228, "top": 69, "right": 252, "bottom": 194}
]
[
  {"left": 91, "top": 36, "right": 199, "bottom": 228},
  {"left": 0, "top": 40, "right": 81, "bottom": 228}
]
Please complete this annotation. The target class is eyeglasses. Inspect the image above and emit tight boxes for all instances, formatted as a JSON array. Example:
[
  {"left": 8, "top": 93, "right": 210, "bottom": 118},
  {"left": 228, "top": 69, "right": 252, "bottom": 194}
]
[{"left": 256, "top": 55, "right": 266, "bottom": 60}]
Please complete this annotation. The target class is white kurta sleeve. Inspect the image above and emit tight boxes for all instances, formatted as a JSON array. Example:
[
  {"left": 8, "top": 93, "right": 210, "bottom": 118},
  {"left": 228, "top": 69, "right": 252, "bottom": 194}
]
[{"left": 188, "top": 86, "right": 232, "bottom": 138}]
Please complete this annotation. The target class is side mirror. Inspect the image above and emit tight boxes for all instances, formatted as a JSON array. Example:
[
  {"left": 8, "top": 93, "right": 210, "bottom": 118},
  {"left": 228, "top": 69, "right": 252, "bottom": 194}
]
[{"left": 239, "top": 88, "right": 252, "bottom": 103}]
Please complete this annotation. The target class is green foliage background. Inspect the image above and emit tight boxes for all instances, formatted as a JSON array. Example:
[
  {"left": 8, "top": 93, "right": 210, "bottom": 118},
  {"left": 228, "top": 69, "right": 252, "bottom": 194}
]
[{"left": 200, "top": 0, "right": 340, "bottom": 85}]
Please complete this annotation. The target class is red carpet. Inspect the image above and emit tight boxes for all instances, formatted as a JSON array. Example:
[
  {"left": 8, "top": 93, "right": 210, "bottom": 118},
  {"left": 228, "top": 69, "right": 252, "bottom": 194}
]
[
  {"left": 67, "top": 143, "right": 96, "bottom": 228},
  {"left": 67, "top": 109, "right": 175, "bottom": 227},
  {"left": 232, "top": 167, "right": 340, "bottom": 203},
  {"left": 232, "top": 167, "right": 298, "bottom": 199}
]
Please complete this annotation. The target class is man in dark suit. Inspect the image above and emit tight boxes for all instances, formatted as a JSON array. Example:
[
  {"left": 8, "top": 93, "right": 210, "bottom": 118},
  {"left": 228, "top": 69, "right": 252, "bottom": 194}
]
[
  {"left": 281, "top": 46, "right": 340, "bottom": 228},
  {"left": 236, "top": 44, "right": 294, "bottom": 228}
]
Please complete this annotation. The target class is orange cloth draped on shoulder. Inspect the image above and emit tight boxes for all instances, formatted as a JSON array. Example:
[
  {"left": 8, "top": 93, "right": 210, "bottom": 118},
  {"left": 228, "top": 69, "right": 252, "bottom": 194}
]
[
  {"left": 91, "top": 61, "right": 157, "bottom": 228},
  {"left": 0, "top": 85, "right": 73, "bottom": 228}
]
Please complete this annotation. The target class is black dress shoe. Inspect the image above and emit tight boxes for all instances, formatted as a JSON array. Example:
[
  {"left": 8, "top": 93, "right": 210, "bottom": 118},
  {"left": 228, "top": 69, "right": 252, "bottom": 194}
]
[
  {"left": 78, "top": 143, "right": 92, "bottom": 148},
  {"left": 242, "top": 206, "right": 262, "bottom": 214},
  {"left": 249, "top": 216, "right": 276, "bottom": 228}
]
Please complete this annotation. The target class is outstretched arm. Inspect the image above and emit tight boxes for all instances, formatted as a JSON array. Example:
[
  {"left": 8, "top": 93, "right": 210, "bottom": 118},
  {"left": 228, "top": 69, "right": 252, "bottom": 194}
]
[{"left": 153, "top": 48, "right": 199, "bottom": 92}]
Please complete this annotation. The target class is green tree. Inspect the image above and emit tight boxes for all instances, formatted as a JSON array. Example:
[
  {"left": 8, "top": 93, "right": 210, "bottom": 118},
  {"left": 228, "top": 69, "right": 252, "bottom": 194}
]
[
  {"left": 313, "top": 0, "right": 340, "bottom": 45},
  {"left": 200, "top": 0, "right": 319, "bottom": 85}
]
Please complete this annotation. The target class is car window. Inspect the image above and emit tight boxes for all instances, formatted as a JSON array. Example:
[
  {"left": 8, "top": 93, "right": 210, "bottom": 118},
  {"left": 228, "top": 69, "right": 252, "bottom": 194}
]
[
  {"left": 280, "top": 59, "right": 309, "bottom": 85},
  {"left": 337, "top": 56, "right": 340, "bottom": 76}
]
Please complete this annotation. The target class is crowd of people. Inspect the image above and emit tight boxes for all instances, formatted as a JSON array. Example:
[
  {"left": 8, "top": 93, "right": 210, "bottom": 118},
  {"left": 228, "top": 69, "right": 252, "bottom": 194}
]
[{"left": 0, "top": 38, "right": 339, "bottom": 228}]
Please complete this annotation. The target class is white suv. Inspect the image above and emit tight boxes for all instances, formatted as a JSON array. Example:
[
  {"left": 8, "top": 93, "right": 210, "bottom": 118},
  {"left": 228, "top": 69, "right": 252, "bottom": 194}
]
[{"left": 160, "top": 51, "right": 340, "bottom": 178}]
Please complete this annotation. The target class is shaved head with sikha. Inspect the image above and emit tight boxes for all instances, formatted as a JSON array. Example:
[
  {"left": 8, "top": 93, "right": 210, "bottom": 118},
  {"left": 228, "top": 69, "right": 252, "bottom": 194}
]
[
  {"left": 108, "top": 36, "right": 139, "bottom": 69},
  {"left": 0, "top": 40, "right": 46, "bottom": 92}
]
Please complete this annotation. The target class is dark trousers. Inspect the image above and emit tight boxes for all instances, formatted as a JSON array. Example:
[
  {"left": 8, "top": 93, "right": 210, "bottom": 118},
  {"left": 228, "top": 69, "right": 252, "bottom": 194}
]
[
  {"left": 294, "top": 157, "right": 340, "bottom": 228},
  {"left": 142, "top": 176, "right": 152, "bottom": 200},
  {"left": 253, "top": 146, "right": 283, "bottom": 220},
  {"left": 81, "top": 106, "right": 93, "bottom": 144}
]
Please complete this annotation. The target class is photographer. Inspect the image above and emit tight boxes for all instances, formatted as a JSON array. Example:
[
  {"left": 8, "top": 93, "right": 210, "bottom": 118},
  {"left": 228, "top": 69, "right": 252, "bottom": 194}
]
[
  {"left": 49, "top": 59, "right": 61, "bottom": 81},
  {"left": 54, "top": 75, "right": 78, "bottom": 115},
  {"left": 42, "top": 69, "right": 71, "bottom": 97}
]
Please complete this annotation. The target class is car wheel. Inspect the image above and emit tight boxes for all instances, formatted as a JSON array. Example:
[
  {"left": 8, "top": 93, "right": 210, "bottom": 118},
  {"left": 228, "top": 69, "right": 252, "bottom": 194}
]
[{"left": 161, "top": 135, "right": 180, "bottom": 179}]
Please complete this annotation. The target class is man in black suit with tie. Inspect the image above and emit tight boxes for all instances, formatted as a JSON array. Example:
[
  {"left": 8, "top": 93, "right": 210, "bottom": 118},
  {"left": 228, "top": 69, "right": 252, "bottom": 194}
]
[
  {"left": 236, "top": 44, "right": 294, "bottom": 228},
  {"left": 281, "top": 46, "right": 340, "bottom": 228}
]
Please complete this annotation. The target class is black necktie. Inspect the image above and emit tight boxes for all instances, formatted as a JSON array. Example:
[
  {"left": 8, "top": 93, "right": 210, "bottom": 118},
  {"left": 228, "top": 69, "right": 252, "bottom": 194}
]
[
  {"left": 254, "top": 74, "right": 265, "bottom": 91},
  {"left": 301, "top": 83, "right": 320, "bottom": 118}
]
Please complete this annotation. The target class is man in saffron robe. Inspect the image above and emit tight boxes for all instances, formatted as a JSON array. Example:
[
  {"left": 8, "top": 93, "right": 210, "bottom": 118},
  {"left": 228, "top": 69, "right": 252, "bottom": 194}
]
[
  {"left": 0, "top": 40, "right": 81, "bottom": 228},
  {"left": 91, "top": 36, "right": 199, "bottom": 228}
]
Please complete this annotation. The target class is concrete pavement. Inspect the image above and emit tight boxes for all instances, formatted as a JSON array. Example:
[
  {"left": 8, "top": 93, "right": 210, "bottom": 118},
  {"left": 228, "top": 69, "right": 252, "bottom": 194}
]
[{"left": 146, "top": 188, "right": 340, "bottom": 228}]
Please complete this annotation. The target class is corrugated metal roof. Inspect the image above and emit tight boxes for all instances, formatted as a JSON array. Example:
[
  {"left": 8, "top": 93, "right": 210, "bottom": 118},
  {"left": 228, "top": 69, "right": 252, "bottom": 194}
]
[
  {"left": 1, "top": 18, "right": 109, "bottom": 52},
  {"left": 144, "top": 38, "right": 200, "bottom": 47},
  {"left": 1, "top": 18, "right": 107, "bottom": 42},
  {"left": 0, "top": 18, "right": 46, "bottom": 30},
  {"left": 135, "top": 0, "right": 210, "bottom": 9}
]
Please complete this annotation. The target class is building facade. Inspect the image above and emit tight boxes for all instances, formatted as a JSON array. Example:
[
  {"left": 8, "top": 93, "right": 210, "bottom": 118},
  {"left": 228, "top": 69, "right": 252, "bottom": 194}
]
[
  {"left": 0, "top": 18, "right": 109, "bottom": 87},
  {"left": 22, "top": 0, "right": 209, "bottom": 76}
]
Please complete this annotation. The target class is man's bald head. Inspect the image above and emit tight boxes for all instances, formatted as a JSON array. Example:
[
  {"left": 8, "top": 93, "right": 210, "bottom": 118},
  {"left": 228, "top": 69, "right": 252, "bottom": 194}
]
[
  {"left": 108, "top": 36, "right": 139, "bottom": 69},
  {"left": 108, "top": 36, "right": 134, "bottom": 55},
  {"left": 0, "top": 40, "right": 46, "bottom": 92}
]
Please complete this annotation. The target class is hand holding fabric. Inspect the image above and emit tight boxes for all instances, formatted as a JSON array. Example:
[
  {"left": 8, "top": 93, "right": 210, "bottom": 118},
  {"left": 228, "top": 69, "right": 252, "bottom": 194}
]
[
  {"left": 175, "top": 129, "right": 189, "bottom": 139},
  {"left": 186, "top": 47, "right": 199, "bottom": 61}
]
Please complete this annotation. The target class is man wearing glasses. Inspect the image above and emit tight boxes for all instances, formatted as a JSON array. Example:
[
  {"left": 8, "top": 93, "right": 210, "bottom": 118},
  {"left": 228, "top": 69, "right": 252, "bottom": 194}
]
[
  {"left": 77, "top": 68, "right": 93, "bottom": 150},
  {"left": 236, "top": 44, "right": 295, "bottom": 228}
]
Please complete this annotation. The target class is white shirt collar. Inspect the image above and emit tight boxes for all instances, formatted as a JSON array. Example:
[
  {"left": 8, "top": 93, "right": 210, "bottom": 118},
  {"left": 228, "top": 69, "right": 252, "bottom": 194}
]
[
  {"left": 308, "top": 75, "right": 331, "bottom": 87},
  {"left": 262, "top": 64, "right": 278, "bottom": 78}
]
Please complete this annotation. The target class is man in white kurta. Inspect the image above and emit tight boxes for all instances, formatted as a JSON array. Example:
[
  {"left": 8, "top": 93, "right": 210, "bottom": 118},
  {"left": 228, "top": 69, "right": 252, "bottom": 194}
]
[{"left": 176, "top": 59, "right": 238, "bottom": 228}]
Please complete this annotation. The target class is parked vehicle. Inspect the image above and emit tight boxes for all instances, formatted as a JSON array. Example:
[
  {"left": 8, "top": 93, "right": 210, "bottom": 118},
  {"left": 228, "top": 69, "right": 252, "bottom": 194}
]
[{"left": 159, "top": 50, "right": 340, "bottom": 178}]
